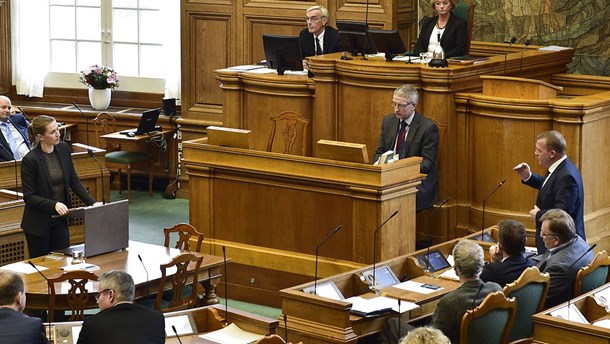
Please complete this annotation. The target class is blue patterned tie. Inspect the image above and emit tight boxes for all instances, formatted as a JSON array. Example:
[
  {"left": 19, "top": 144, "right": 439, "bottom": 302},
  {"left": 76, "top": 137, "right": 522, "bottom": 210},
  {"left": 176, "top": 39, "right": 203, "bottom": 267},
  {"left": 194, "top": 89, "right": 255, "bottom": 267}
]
[{"left": 1, "top": 122, "right": 20, "bottom": 159}]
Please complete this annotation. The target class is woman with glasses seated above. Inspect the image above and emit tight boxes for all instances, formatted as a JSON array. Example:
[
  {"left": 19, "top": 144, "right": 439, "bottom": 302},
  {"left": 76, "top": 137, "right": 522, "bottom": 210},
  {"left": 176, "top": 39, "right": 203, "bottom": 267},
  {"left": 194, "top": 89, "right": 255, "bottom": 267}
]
[
  {"left": 299, "top": 5, "right": 343, "bottom": 59},
  {"left": 414, "top": 0, "right": 468, "bottom": 58}
]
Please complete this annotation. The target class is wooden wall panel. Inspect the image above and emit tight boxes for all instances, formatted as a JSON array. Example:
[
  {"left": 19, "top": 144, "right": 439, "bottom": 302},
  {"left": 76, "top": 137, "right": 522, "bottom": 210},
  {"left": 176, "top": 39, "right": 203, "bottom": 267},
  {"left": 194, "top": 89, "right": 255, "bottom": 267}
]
[{"left": 0, "top": 0, "right": 10, "bottom": 94}]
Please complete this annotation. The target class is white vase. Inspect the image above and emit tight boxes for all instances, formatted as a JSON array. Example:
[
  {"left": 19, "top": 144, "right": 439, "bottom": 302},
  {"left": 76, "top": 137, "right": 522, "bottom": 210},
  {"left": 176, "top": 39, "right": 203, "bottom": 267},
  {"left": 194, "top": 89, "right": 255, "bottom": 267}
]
[{"left": 88, "top": 88, "right": 112, "bottom": 110}]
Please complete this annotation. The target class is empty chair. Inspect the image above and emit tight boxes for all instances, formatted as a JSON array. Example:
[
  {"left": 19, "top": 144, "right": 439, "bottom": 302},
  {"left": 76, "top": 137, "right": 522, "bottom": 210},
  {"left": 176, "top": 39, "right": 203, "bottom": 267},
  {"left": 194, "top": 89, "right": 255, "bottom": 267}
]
[
  {"left": 153, "top": 253, "right": 203, "bottom": 312},
  {"left": 574, "top": 250, "right": 610, "bottom": 297},
  {"left": 47, "top": 270, "right": 99, "bottom": 322},
  {"left": 503, "top": 266, "right": 550, "bottom": 342},
  {"left": 460, "top": 291, "right": 516, "bottom": 344},
  {"left": 163, "top": 223, "right": 205, "bottom": 252}
]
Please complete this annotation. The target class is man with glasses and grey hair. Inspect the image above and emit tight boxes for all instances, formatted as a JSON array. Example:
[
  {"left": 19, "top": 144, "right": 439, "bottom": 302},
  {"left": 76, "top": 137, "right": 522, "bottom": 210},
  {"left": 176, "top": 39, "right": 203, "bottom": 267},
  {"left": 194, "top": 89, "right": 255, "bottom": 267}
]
[
  {"left": 77, "top": 270, "right": 165, "bottom": 344},
  {"left": 374, "top": 84, "right": 439, "bottom": 211},
  {"left": 299, "top": 5, "right": 343, "bottom": 59}
]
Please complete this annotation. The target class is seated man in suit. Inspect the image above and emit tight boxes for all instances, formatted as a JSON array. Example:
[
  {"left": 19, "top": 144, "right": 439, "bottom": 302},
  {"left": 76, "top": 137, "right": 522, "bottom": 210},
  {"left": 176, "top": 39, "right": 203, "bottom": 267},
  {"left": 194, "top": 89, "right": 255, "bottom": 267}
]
[
  {"left": 530, "top": 208, "right": 593, "bottom": 308},
  {"left": 77, "top": 270, "right": 165, "bottom": 344},
  {"left": 480, "top": 219, "right": 535, "bottom": 286},
  {"left": 0, "top": 270, "right": 47, "bottom": 344},
  {"left": 0, "top": 95, "right": 31, "bottom": 162},
  {"left": 378, "top": 240, "right": 502, "bottom": 344},
  {"left": 299, "top": 5, "right": 343, "bottom": 64},
  {"left": 374, "top": 84, "right": 439, "bottom": 211}
]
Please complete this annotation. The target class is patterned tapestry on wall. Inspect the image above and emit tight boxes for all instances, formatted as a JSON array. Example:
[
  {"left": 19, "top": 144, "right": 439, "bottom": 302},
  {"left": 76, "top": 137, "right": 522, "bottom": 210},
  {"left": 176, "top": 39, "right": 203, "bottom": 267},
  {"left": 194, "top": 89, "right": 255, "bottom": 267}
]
[{"left": 419, "top": 0, "right": 610, "bottom": 76}]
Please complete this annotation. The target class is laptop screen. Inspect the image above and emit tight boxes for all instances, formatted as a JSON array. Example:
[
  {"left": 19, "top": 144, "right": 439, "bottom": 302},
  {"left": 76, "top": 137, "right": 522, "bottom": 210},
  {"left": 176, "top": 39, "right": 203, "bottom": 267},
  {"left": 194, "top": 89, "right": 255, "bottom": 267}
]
[{"left": 135, "top": 108, "right": 161, "bottom": 135}]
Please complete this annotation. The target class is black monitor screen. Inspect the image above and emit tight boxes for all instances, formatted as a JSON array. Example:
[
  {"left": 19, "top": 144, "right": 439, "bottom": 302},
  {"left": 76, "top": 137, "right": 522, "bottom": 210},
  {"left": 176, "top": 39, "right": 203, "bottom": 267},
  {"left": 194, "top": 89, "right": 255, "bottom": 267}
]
[
  {"left": 336, "top": 20, "right": 368, "bottom": 33},
  {"left": 368, "top": 29, "right": 407, "bottom": 61},
  {"left": 339, "top": 31, "right": 376, "bottom": 56},
  {"left": 262, "top": 34, "right": 303, "bottom": 75},
  {"left": 416, "top": 249, "right": 451, "bottom": 272}
]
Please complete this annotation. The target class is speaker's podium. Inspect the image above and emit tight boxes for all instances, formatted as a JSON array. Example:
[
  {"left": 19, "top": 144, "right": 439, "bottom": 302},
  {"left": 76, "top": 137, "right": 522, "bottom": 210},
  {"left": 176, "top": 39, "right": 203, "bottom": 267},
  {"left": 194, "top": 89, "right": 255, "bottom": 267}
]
[
  {"left": 480, "top": 75, "right": 563, "bottom": 100},
  {"left": 183, "top": 132, "right": 425, "bottom": 307}
]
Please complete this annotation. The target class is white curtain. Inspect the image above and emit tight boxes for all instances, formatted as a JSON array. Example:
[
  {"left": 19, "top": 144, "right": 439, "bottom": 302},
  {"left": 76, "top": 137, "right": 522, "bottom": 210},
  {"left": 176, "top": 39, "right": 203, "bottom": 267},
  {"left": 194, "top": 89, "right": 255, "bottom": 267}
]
[
  {"left": 11, "top": 0, "right": 50, "bottom": 97},
  {"left": 160, "top": 1, "right": 181, "bottom": 104}
]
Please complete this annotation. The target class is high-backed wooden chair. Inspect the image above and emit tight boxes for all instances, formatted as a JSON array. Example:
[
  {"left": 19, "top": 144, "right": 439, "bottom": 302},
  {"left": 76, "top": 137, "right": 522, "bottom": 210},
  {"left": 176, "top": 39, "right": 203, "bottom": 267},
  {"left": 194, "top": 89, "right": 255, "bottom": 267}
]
[
  {"left": 460, "top": 291, "right": 516, "bottom": 344},
  {"left": 254, "top": 334, "right": 303, "bottom": 344},
  {"left": 266, "top": 111, "right": 310, "bottom": 156},
  {"left": 163, "top": 223, "right": 205, "bottom": 252},
  {"left": 453, "top": 0, "right": 475, "bottom": 54},
  {"left": 47, "top": 270, "right": 99, "bottom": 322},
  {"left": 154, "top": 253, "right": 203, "bottom": 312},
  {"left": 574, "top": 250, "right": 610, "bottom": 297},
  {"left": 503, "top": 266, "right": 550, "bottom": 342},
  {"left": 92, "top": 112, "right": 154, "bottom": 203}
]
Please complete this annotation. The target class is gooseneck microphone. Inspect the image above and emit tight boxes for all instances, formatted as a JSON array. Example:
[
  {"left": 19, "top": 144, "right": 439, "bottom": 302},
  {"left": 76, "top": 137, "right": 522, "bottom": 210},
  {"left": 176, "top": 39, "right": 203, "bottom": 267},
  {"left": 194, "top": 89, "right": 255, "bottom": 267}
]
[
  {"left": 28, "top": 261, "right": 53, "bottom": 336},
  {"left": 567, "top": 243, "right": 597, "bottom": 319},
  {"left": 222, "top": 245, "right": 229, "bottom": 325},
  {"left": 172, "top": 325, "right": 183, "bottom": 344},
  {"left": 503, "top": 36, "right": 518, "bottom": 74},
  {"left": 16, "top": 106, "right": 33, "bottom": 123},
  {"left": 72, "top": 101, "right": 106, "bottom": 204},
  {"left": 0, "top": 143, "right": 19, "bottom": 198},
  {"left": 519, "top": 38, "right": 532, "bottom": 77},
  {"left": 480, "top": 180, "right": 506, "bottom": 241},
  {"left": 424, "top": 197, "right": 450, "bottom": 274},
  {"left": 283, "top": 314, "right": 289, "bottom": 343},
  {"left": 362, "top": 0, "right": 370, "bottom": 60},
  {"left": 137, "top": 254, "right": 150, "bottom": 298},
  {"left": 313, "top": 225, "right": 343, "bottom": 294},
  {"left": 371, "top": 211, "right": 399, "bottom": 291}
]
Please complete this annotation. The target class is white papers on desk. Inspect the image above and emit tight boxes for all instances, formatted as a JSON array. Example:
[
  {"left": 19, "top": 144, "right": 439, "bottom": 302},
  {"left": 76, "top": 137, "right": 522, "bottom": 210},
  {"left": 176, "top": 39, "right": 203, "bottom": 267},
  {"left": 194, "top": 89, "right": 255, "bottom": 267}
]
[
  {"left": 438, "top": 268, "right": 459, "bottom": 281},
  {"left": 244, "top": 67, "right": 277, "bottom": 74},
  {"left": 0, "top": 262, "right": 48, "bottom": 274},
  {"left": 593, "top": 286, "right": 610, "bottom": 311},
  {"left": 549, "top": 304, "right": 588, "bottom": 324},
  {"left": 538, "top": 45, "right": 571, "bottom": 51},
  {"left": 593, "top": 319, "right": 610, "bottom": 329},
  {"left": 198, "top": 323, "right": 263, "bottom": 344},
  {"left": 226, "top": 65, "right": 265, "bottom": 72},
  {"left": 393, "top": 56, "right": 421, "bottom": 62},
  {"left": 346, "top": 295, "right": 419, "bottom": 314},
  {"left": 393, "top": 280, "right": 443, "bottom": 294},
  {"left": 61, "top": 263, "right": 100, "bottom": 272}
]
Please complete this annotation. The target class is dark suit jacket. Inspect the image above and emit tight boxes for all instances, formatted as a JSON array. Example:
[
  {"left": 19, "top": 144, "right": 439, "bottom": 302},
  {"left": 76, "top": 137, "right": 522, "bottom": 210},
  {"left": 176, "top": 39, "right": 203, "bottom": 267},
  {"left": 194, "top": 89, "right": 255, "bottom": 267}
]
[
  {"left": 0, "top": 308, "right": 47, "bottom": 344},
  {"left": 430, "top": 279, "right": 502, "bottom": 344},
  {"left": 299, "top": 26, "right": 343, "bottom": 58},
  {"left": 374, "top": 112, "right": 439, "bottom": 211},
  {"left": 480, "top": 254, "right": 535, "bottom": 287},
  {"left": 20, "top": 142, "right": 96, "bottom": 236},
  {"left": 0, "top": 114, "right": 31, "bottom": 162},
  {"left": 77, "top": 303, "right": 165, "bottom": 344},
  {"left": 531, "top": 236, "right": 593, "bottom": 308},
  {"left": 413, "top": 13, "right": 468, "bottom": 58},
  {"left": 523, "top": 158, "right": 585, "bottom": 254}
]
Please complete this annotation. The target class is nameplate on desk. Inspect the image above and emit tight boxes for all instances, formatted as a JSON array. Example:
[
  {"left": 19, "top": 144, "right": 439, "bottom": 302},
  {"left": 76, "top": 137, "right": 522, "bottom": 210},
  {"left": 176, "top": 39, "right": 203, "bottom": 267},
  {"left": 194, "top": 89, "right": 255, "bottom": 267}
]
[{"left": 303, "top": 281, "right": 344, "bottom": 300}]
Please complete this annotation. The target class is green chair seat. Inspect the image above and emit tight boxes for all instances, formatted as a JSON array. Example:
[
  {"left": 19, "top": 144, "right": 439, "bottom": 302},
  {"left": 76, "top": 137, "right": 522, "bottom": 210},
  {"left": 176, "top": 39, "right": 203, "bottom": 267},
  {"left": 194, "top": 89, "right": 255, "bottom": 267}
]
[{"left": 105, "top": 150, "right": 153, "bottom": 165}]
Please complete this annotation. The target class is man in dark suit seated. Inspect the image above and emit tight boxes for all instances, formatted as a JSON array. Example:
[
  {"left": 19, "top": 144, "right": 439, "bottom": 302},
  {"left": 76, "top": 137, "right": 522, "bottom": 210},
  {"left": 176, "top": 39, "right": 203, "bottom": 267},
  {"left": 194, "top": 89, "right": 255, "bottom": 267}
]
[
  {"left": 374, "top": 84, "right": 439, "bottom": 211},
  {"left": 299, "top": 5, "right": 343, "bottom": 62},
  {"left": 480, "top": 219, "right": 535, "bottom": 286},
  {"left": 0, "top": 270, "right": 47, "bottom": 344},
  {"left": 378, "top": 240, "right": 502, "bottom": 344},
  {"left": 0, "top": 95, "right": 31, "bottom": 162},
  {"left": 77, "top": 270, "right": 165, "bottom": 344},
  {"left": 513, "top": 130, "right": 585, "bottom": 254},
  {"left": 530, "top": 208, "right": 593, "bottom": 309}
]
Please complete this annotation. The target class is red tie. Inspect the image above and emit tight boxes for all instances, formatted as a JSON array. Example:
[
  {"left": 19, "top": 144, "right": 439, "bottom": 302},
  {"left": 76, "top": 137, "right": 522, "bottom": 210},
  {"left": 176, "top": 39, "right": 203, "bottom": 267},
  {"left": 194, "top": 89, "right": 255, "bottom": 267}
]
[{"left": 396, "top": 121, "right": 408, "bottom": 157}]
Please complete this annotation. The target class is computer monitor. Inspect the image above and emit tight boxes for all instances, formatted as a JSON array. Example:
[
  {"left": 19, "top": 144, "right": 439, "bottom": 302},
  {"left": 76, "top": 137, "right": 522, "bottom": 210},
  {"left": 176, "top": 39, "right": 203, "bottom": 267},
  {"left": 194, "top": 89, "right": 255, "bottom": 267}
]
[
  {"left": 368, "top": 29, "right": 407, "bottom": 62},
  {"left": 262, "top": 34, "right": 303, "bottom": 75},
  {"left": 336, "top": 20, "right": 368, "bottom": 33},
  {"left": 339, "top": 31, "right": 376, "bottom": 56}
]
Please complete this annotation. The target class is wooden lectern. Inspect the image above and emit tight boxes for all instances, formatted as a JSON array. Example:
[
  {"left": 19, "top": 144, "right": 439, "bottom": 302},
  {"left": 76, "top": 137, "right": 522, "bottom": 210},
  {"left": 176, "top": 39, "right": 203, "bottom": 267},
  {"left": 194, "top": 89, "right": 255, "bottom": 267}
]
[{"left": 480, "top": 75, "right": 563, "bottom": 100}]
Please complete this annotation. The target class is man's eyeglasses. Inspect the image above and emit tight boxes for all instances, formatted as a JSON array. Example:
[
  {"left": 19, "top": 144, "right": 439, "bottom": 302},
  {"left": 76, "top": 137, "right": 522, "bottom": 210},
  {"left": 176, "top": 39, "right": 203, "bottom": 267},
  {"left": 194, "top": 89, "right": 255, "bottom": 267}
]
[
  {"left": 540, "top": 231, "right": 558, "bottom": 238},
  {"left": 95, "top": 288, "right": 113, "bottom": 300},
  {"left": 305, "top": 16, "right": 325, "bottom": 22},
  {"left": 390, "top": 101, "right": 413, "bottom": 109}
]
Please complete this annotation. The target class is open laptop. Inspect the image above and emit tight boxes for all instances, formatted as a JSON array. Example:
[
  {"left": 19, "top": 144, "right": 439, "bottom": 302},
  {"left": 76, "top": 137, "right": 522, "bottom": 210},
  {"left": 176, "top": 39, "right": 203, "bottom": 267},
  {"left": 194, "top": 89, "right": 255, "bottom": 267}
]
[
  {"left": 120, "top": 108, "right": 161, "bottom": 136},
  {"left": 53, "top": 200, "right": 129, "bottom": 258}
]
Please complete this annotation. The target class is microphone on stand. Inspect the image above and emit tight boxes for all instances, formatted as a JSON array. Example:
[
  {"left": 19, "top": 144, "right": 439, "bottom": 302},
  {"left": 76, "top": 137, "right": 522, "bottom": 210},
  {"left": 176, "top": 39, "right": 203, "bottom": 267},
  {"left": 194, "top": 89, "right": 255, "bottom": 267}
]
[
  {"left": 519, "top": 38, "right": 532, "bottom": 77},
  {"left": 362, "top": 0, "right": 370, "bottom": 60},
  {"left": 371, "top": 211, "right": 399, "bottom": 292},
  {"left": 0, "top": 143, "right": 19, "bottom": 199},
  {"left": 172, "top": 325, "right": 184, "bottom": 344},
  {"left": 567, "top": 243, "right": 597, "bottom": 319},
  {"left": 72, "top": 101, "right": 106, "bottom": 204},
  {"left": 222, "top": 245, "right": 229, "bottom": 326},
  {"left": 28, "top": 261, "right": 53, "bottom": 337},
  {"left": 424, "top": 197, "right": 450, "bottom": 275},
  {"left": 503, "top": 36, "right": 518, "bottom": 74},
  {"left": 314, "top": 225, "right": 343, "bottom": 294},
  {"left": 283, "top": 314, "right": 289, "bottom": 343},
  {"left": 16, "top": 106, "right": 33, "bottom": 123},
  {"left": 480, "top": 180, "right": 506, "bottom": 242},
  {"left": 137, "top": 254, "right": 150, "bottom": 298}
]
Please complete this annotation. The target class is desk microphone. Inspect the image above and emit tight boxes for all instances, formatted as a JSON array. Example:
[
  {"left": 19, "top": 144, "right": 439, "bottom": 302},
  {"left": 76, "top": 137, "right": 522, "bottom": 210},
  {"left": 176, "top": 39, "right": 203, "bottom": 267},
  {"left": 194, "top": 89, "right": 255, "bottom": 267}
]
[
  {"left": 137, "top": 254, "right": 150, "bottom": 298},
  {"left": 0, "top": 143, "right": 19, "bottom": 198},
  {"left": 397, "top": 299, "right": 402, "bottom": 340},
  {"left": 222, "top": 245, "right": 229, "bottom": 326},
  {"left": 16, "top": 106, "right": 33, "bottom": 123},
  {"left": 72, "top": 101, "right": 106, "bottom": 204},
  {"left": 371, "top": 211, "right": 399, "bottom": 291},
  {"left": 362, "top": 0, "right": 370, "bottom": 60},
  {"left": 283, "top": 314, "right": 289, "bottom": 343},
  {"left": 519, "top": 38, "right": 532, "bottom": 77},
  {"left": 503, "top": 36, "right": 518, "bottom": 74},
  {"left": 567, "top": 243, "right": 596, "bottom": 319},
  {"left": 314, "top": 225, "right": 343, "bottom": 294},
  {"left": 171, "top": 325, "right": 183, "bottom": 344},
  {"left": 424, "top": 197, "right": 450, "bottom": 274},
  {"left": 28, "top": 261, "right": 53, "bottom": 337},
  {"left": 480, "top": 180, "right": 506, "bottom": 242}
]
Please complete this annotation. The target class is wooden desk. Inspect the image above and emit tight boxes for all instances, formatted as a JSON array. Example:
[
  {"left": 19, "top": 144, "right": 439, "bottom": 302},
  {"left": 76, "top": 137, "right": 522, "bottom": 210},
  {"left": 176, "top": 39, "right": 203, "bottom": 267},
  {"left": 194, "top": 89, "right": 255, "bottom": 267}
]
[{"left": 22, "top": 241, "right": 225, "bottom": 311}]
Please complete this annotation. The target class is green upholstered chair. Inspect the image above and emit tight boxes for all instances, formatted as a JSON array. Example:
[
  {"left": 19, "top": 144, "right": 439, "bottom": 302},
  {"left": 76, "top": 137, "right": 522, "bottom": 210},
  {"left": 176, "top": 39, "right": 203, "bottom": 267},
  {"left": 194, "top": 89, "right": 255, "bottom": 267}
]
[
  {"left": 460, "top": 291, "right": 516, "bottom": 344},
  {"left": 452, "top": 0, "right": 475, "bottom": 54},
  {"left": 92, "top": 112, "right": 153, "bottom": 203},
  {"left": 574, "top": 250, "right": 610, "bottom": 297},
  {"left": 503, "top": 267, "right": 550, "bottom": 342}
]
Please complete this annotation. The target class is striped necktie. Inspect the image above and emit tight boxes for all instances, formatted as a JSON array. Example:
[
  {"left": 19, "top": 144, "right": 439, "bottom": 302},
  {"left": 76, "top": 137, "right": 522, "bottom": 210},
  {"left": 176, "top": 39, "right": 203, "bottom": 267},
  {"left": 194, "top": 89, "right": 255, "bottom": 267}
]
[{"left": 396, "top": 121, "right": 408, "bottom": 157}]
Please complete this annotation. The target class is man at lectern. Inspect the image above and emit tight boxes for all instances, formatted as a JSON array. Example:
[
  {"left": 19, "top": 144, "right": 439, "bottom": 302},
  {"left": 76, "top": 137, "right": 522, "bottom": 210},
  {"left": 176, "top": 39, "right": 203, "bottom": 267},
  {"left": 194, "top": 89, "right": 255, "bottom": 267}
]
[
  {"left": 20, "top": 115, "right": 97, "bottom": 258},
  {"left": 374, "top": 84, "right": 439, "bottom": 211},
  {"left": 0, "top": 95, "right": 31, "bottom": 162},
  {"left": 513, "top": 130, "right": 585, "bottom": 254},
  {"left": 77, "top": 271, "right": 165, "bottom": 344},
  {"left": 299, "top": 6, "right": 343, "bottom": 60},
  {"left": 0, "top": 271, "right": 48, "bottom": 344}
]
